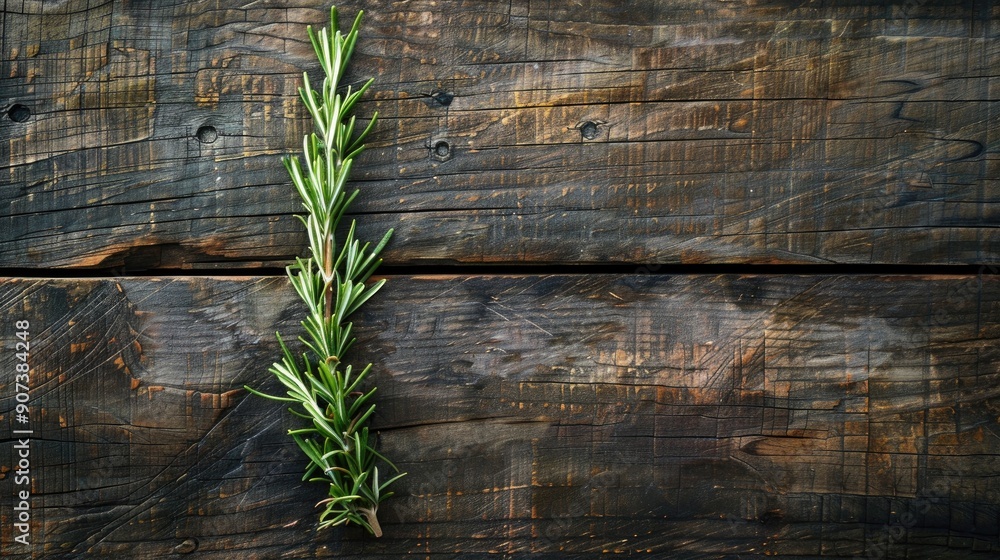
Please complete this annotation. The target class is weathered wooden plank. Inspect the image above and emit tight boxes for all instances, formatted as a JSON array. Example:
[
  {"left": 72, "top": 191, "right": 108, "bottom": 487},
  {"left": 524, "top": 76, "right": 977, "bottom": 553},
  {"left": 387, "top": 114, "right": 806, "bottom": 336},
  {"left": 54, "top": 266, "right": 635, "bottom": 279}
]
[
  {"left": 2, "top": 1, "right": 997, "bottom": 269},
  {"left": 1, "top": 273, "right": 998, "bottom": 557}
]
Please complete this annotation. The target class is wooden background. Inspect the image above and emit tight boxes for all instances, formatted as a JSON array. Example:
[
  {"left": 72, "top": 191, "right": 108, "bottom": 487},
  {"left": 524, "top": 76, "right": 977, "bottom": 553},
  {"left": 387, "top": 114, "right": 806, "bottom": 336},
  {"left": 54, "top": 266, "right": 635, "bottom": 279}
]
[{"left": 1, "top": 0, "right": 998, "bottom": 558}]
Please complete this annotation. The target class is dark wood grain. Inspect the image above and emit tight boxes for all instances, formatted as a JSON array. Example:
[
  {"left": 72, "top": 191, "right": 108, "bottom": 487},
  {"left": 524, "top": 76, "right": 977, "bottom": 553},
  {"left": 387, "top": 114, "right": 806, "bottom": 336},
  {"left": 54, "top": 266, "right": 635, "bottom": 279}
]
[
  {"left": 1, "top": 273, "right": 998, "bottom": 557},
  {"left": 2, "top": 1, "right": 997, "bottom": 269}
]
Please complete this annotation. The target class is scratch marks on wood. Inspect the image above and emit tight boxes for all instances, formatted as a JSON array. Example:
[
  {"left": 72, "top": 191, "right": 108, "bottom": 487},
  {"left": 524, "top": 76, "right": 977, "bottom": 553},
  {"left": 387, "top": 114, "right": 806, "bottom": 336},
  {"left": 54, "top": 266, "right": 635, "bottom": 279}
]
[
  {"left": 2, "top": 1, "right": 997, "bottom": 269},
  {"left": 7, "top": 274, "right": 997, "bottom": 555}
]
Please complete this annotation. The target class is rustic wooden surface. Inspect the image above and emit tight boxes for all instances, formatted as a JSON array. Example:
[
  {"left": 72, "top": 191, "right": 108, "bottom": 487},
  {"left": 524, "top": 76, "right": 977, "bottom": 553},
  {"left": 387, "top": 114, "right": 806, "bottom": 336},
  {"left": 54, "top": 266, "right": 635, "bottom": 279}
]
[
  {"left": 2, "top": 0, "right": 998, "bottom": 269},
  {"left": 1, "top": 274, "right": 999, "bottom": 558},
  {"left": 2, "top": 0, "right": 999, "bottom": 558}
]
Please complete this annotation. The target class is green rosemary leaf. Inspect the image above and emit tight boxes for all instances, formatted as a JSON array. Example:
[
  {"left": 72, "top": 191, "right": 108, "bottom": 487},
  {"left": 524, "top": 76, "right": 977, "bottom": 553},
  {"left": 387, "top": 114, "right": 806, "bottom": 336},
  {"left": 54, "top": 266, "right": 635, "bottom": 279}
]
[
  {"left": 343, "top": 363, "right": 370, "bottom": 396},
  {"left": 339, "top": 10, "right": 363, "bottom": 78},
  {"left": 346, "top": 279, "right": 386, "bottom": 317},
  {"left": 340, "top": 80, "right": 372, "bottom": 121},
  {"left": 242, "top": 385, "right": 296, "bottom": 403},
  {"left": 328, "top": 6, "right": 340, "bottom": 40}
]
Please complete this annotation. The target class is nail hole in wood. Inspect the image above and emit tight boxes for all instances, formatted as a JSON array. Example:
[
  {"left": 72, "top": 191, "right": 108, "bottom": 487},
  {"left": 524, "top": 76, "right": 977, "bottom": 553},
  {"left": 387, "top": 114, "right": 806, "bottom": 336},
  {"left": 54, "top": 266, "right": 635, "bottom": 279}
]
[
  {"left": 579, "top": 121, "right": 599, "bottom": 140},
  {"left": 433, "top": 140, "right": 451, "bottom": 161},
  {"left": 196, "top": 125, "right": 218, "bottom": 144},
  {"left": 8, "top": 104, "right": 31, "bottom": 123}
]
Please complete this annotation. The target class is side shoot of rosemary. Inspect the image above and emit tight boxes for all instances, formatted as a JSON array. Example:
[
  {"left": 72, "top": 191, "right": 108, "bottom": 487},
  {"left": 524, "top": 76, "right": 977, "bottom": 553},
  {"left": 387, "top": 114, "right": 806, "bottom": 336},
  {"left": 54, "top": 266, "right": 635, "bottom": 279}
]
[{"left": 246, "top": 6, "right": 404, "bottom": 538}]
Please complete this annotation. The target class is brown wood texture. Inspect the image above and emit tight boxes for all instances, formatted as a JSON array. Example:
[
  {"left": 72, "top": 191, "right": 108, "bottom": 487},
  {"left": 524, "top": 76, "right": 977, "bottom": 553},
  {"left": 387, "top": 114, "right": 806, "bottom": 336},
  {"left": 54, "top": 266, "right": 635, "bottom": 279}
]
[
  {"left": 2, "top": 1, "right": 998, "bottom": 269},
  {"left": 1, "top": 274, "right": 999, "bottom": 558}
]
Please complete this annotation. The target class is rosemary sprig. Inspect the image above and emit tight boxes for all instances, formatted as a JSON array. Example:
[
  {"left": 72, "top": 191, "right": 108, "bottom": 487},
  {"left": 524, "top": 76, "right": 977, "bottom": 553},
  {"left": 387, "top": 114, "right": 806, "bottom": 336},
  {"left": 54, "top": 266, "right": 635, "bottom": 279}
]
[{"left": 246, "top": 6, "right": 404, "bottom": 538}]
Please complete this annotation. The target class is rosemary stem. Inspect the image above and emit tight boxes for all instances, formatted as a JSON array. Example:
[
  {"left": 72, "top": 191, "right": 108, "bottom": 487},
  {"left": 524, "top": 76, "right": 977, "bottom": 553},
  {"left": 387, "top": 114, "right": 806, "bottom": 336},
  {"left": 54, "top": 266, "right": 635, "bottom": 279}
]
[
  {"left": 324, "top": 233, "right": 334, "bottom": 324},
  {"left": 360, "top": 507, "right": 382, "bottom": 538}
]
